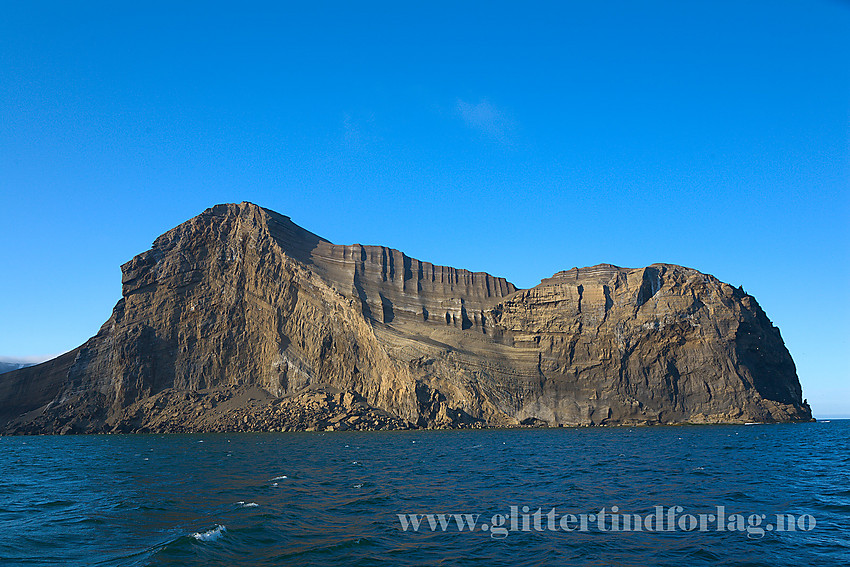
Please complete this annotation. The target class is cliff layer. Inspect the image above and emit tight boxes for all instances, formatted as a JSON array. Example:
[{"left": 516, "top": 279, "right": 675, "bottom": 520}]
[{"left": 0, "top": 203, "right": 811, "bottom": 433}]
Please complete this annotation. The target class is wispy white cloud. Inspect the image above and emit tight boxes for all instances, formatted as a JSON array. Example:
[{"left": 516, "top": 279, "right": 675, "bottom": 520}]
[
  {"left": 456, "top": 98, "right": 513, "bottom": 141},
  {"left": 341, "top": 112, "right": 380, "bottom": 150}
]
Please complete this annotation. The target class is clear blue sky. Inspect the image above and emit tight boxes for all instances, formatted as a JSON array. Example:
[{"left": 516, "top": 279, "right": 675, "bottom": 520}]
[{"left": 1, "top": 1, "right": 848, "bottom": 416}]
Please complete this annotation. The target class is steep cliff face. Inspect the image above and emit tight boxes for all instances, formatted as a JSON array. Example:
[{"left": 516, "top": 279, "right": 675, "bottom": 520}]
[
  {"left": 0, "top": 202, "right": 811, "bottom": 434},
  {"left": 431, "top": 264, "right": 808, "bottom": 425}
]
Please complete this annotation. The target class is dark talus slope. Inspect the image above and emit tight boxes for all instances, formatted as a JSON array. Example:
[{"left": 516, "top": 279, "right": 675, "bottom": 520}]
[{"left": 0, "top": 203, "right": 811, "bottom": 433}]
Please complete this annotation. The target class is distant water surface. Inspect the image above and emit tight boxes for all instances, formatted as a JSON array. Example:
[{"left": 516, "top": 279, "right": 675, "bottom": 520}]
[{"left": 1, "top": 422, "right": 848, "bottom": 566}]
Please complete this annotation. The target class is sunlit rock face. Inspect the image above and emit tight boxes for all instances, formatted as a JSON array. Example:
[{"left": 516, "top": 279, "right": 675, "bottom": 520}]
[{"left": 0, "top": 202, "right": 811, "bottom": 434}]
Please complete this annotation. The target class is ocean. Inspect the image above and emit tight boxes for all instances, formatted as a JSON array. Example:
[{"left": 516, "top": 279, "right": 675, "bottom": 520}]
[{"left": 1, "top": 421, "right": 847, "bottom": 566}]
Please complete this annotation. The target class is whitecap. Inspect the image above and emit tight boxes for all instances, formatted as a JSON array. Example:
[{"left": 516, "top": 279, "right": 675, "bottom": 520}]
[
  {"left": 270, "top": 475, "right": 288, "bottom": 481},
  {"left": 353, "top": 483, "right": 363, "bottom": 488},
  {"left": 236, "top": 501, "right": 258, "bottom": 508},
  {"left": 192, "top": 525, "right": 226, "bottom": 541}
]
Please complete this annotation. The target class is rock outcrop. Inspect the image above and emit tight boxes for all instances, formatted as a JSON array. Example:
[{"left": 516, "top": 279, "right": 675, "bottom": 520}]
[{"left": 0, "top": 203, "right": 812, "bottom": 434}]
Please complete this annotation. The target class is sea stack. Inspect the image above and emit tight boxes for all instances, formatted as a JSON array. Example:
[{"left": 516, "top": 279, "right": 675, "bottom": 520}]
[{"left": 0, "top": 202, "right": 812, "bottom": 434}]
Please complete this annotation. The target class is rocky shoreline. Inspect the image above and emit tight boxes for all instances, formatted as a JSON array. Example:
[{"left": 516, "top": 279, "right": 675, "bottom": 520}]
[{"left": 3, "top": 384, "right": 809, "bottom": 436}]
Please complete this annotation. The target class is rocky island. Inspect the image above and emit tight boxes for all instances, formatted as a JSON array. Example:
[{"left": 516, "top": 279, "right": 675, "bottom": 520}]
[{"left": 0, "top": 203, "right": 812, "bottom": 434}]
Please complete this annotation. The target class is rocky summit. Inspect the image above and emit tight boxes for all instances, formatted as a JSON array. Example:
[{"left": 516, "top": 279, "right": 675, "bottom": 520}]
[{"left": 0, "top": 203, "right": 812, "bottom": 434}]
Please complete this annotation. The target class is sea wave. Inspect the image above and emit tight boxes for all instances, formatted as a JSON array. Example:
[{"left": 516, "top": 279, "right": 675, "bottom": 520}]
[{"left": 192, "top": 524, "right": 226, "bottom": 541}]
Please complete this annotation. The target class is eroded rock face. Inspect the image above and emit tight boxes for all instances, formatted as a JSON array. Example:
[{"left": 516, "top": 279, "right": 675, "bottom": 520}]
[{"left": 0, "top": 202, "right": 812, "bottom": 433}]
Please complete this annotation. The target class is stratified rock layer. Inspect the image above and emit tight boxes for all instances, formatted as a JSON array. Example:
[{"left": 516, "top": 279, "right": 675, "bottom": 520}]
[{"left": 0, "top": 203, "right": 811, "bottom": 434}]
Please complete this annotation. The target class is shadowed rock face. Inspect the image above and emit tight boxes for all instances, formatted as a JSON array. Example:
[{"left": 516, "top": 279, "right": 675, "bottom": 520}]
[{"left": 0, "top": 202, "right": 812, "bottom": 434}]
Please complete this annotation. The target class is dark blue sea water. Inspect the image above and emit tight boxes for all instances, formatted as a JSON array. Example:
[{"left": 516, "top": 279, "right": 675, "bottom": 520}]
[{"left": 1, "top": 422, "right": 848, "bottom": 566}]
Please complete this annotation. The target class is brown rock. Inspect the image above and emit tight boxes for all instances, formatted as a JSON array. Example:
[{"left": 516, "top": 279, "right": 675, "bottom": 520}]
[{"left": 0, "top": 202, "right": 812, "bottom": 434}]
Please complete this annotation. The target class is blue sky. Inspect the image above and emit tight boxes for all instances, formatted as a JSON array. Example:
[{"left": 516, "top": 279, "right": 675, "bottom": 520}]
[{"left": 1, "top": 1, "right": 848, "bottom": 416}]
